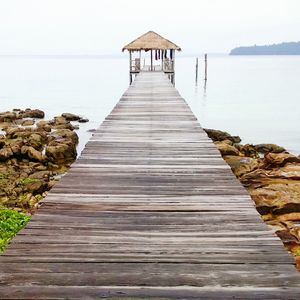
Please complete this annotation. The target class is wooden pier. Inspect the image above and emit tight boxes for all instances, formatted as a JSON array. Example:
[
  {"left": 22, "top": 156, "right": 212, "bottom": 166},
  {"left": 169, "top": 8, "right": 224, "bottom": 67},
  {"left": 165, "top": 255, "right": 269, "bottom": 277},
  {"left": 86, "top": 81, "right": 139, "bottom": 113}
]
[{"left": 0, "top": 71, "right": 300, "bottom": 299}]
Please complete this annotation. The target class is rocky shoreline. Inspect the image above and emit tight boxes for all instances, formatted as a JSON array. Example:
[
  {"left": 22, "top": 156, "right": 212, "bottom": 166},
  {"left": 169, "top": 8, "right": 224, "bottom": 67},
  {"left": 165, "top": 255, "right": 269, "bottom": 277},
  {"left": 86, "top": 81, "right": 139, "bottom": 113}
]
[
  {"left": 0, "top": 109, "right": 89, "bottom": 213},
  {"left": 0, "top": 109, "right": 89, "bottom": 252},
  {"left": 204, "top": 128, "right": 300, "bottom": 270}
]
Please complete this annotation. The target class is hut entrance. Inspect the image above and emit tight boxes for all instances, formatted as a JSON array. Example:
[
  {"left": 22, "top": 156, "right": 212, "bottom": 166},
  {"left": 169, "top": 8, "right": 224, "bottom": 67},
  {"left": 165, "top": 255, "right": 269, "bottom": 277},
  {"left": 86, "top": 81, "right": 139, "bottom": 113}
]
[{"left": 122, "top": 31, "right": 181, "bottom": 84}]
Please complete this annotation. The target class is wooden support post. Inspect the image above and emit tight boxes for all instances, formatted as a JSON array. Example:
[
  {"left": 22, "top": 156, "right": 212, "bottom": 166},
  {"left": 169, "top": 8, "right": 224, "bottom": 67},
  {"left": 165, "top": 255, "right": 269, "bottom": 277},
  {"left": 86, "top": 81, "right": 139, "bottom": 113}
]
[
  {"left": 172, "top": 50, "right": 175, "bottom": 85},
  {"left": 150, "top": 50, "right": 153, "bottom": 71},
  {"left": 173, "top": 50, "right": 175, "bottom": 71},
  {"left": 139, "top": 50, "right": 141, "bottom": 71},
  {"left": 129, "top": 51, "right": 132, "bottom": 84},
  {"left": 204, "top": 53, "right": 207, "bottom": 81},
  {"left": 195, "top": 57, "right": 198, "bottom": 83}
]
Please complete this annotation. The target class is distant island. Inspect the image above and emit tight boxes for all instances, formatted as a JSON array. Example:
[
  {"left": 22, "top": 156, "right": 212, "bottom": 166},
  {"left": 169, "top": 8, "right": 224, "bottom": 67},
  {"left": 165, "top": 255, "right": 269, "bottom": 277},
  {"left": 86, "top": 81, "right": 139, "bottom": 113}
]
[{"left": 230, "top": 41, "right": 300, "bottom": 55}]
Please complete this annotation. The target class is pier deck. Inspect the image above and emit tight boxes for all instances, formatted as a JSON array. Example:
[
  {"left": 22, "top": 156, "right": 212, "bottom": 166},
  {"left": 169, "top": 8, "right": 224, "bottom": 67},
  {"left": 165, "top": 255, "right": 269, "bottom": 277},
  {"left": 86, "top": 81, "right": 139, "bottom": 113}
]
[{"left": 0, "top": 72, "right": 300, "bottom": 299}]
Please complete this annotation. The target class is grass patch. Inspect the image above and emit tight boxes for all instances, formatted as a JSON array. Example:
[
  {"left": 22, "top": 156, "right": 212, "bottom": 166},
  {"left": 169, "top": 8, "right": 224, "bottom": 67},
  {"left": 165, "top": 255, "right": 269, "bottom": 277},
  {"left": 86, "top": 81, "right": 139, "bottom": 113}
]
[
  {"left": 19, "top": 178, "right": 39, "bottom": 185},
  {"left": 0, "top": 173, "right": 8, "bottom": 180},
  {"left": 0, "top": 209, "right": 31, "bottom": 253}
]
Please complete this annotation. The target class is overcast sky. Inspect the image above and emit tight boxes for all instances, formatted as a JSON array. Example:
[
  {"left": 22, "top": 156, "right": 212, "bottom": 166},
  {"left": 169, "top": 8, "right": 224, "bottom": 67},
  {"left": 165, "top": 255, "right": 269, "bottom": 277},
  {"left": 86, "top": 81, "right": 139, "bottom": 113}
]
[{"left": 0, "top": 0, "right": 299, "bottom": 55}]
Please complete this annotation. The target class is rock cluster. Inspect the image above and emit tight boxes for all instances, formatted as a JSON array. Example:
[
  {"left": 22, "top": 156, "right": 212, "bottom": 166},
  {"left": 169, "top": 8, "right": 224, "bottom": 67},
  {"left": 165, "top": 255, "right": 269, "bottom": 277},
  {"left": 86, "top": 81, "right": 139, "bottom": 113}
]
[
  {"left": 0, "top": 109, "right": 87, "bottom": 213},
  {"left": 204, "top": 128, "right": 300, "bottom": 269}
]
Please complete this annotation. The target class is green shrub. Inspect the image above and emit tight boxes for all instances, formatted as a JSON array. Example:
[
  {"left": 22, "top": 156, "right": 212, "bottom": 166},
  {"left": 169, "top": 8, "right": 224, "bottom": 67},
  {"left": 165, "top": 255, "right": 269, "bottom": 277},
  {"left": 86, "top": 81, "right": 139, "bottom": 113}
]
[{"left": 0, "top": 210, "right": 31, "bottom": 253}]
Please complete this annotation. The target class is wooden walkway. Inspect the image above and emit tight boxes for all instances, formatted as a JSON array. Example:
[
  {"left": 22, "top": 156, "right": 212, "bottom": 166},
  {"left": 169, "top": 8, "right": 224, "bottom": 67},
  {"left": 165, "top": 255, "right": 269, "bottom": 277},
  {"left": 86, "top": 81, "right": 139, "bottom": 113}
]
[{"left": 1, "top": 72, "right": 300, "bottom": 299}]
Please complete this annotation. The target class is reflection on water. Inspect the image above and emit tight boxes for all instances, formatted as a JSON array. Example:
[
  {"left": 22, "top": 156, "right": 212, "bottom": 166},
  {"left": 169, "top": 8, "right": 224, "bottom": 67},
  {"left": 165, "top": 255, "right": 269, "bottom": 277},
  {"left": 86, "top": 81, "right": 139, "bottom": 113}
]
[{"left": 202, "top": 79, "right": 207, "bottom": 101}]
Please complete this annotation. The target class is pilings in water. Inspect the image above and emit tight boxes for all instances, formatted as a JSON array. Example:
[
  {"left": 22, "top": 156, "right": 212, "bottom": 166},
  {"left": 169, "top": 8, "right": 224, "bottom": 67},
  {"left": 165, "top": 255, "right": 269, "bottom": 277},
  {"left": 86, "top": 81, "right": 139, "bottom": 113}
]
[
  {"left": 195, "top": 54, "right": 207, "bottom": 85},
  {"left": 204, "top": 53, "right": 208, "bottom": 81},
  {"left": 195, "top": 57, "right": 199, "bottom": 83}
]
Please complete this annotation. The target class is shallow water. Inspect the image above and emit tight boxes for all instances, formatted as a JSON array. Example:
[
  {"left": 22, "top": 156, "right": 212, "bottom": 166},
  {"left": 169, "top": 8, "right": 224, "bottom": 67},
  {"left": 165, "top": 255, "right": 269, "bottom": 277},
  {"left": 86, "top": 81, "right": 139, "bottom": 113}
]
[
  {"left": 0, "top": 55, "right": 299, "bottom": 155},
  {"left": 176, "top": 55, "right": 300, "bottom": 154}
]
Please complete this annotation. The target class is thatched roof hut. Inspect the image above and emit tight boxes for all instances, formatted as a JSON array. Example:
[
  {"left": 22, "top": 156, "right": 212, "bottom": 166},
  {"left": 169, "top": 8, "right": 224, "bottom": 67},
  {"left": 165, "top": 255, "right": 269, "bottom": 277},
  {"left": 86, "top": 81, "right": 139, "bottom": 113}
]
[
  {"left": 122, "top": 31, "right": 181, "bottom": 52},
  {"left": 123, "top": 31, "right": 181, "bottom": 84}
]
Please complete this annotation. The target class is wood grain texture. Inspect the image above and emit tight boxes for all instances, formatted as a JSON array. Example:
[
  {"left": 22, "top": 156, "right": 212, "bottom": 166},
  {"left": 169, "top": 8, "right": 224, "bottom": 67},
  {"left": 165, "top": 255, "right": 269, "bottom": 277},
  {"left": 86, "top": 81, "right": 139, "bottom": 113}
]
[{"left": 0, "top": 71, "right": 299, "bottom": 299}]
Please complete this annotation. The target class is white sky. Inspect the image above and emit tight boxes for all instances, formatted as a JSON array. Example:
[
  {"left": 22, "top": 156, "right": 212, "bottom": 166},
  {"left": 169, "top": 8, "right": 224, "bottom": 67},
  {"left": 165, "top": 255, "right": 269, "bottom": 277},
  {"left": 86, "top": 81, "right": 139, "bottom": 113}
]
[{"left": 0, "top": 0, "right": 299, "bottom": 55}]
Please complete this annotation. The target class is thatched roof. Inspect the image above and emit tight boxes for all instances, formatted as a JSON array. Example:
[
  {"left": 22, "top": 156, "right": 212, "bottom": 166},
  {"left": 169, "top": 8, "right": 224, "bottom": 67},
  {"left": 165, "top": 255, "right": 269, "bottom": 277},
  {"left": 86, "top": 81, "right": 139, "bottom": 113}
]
[{"left": 122, "top": 31, "right": 181, "bottom": 52}]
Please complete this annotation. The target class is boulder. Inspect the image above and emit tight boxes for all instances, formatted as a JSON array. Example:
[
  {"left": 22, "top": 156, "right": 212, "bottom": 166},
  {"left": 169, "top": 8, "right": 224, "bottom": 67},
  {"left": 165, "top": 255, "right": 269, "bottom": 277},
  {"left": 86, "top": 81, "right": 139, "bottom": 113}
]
[
  {"left": 268, "top": 164, "right": 300, "bottom": 180},
  {"left": 29, "top": 171, "right": 51, "bottom": 180},
  {"left": 9, "top": 140, "right": 24, "bottom": 156},
  {"left": 240, "top": 168, "right": 273, "bottom": 187},
  {"left": 52, "top": 123, "right": 74, "bottom": 130},
  {"left": 5, "top": 127, "right": 32, "bottom": 139},
  {"left": 0, "top": 112, "right": 17, "bottom": 122},
  {"left": 78, "top": 118, "right": 89, "bottom": 123},
  {"left": 46, "top": 142, "right": 77, "bottom": 164},
  {"left": 276, "top": 230, "right": 299, "bottom": 244},
  {"left": 27, "top": 146, "right": 44, "bottom": 162},
  {"left": 54, "top": 116, "right": 68, "bottom": 125},
  {"left": 215, "top": 142, "right": 240, "bottom": 156},
  {"left": 61, "top": 113, "right": 81, "bottom": 121},
  {"left": 0, "top": 122, "right": 15, "bottom": 130},
  {"left": 224, "top": 155, "right": 259, "bottom": 177},
  {"left": 21, "top": 119, "right": 35, "bottom": 126},
  {"left": 36, "top": 120, "right": 52, "bottom": 132},
  {"left": 51, "top": 129, "right": 78, "bottom": 145},
  {"left": 204, "top": 128, "right": 241, "bottom": 143},
  {"left": 264, "top": 152, "right": 300, "bottom": 168},
  {"left": 255, "top": 143, "right": 286, "bottom": 154},
  {"left": 0, "top": 147, "right": 13, "bottom": 161},
  {"left": 27, "top": 133, "right": 45, "bottom": 150},
  {"left": 20, "top": 109, "right": 45, "bottom": 119},
  {"left": 238, "top": 144, "right": 259, "bottom": 158},
  {"left": 22, "top": 179, "right": 45, "bottom": 194},
  {"left": 36, "top": 120, "right": 50, "bottom": 128},
  {"left": 0, "top": 137, "right": 5, "bottom": 148},
  {"left": 220, "top": 139, "right": 234, "bottom": 145}
]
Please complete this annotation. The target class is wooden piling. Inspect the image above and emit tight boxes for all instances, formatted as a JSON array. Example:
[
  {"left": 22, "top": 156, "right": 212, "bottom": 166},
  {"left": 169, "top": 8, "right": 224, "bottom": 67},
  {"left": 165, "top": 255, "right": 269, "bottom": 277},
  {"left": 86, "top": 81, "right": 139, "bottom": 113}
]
[
  {"left": 129, "top": 50, "right": 132, "bottom": 84},
  {"left": 204, "top": 53, "right": 207, "bottom": 81},
  {"left": 150, "top": 50, "right": 153, "bottom": 71},
  {"left": 195, "top": 57, "right": 199, "bottom": 83}
]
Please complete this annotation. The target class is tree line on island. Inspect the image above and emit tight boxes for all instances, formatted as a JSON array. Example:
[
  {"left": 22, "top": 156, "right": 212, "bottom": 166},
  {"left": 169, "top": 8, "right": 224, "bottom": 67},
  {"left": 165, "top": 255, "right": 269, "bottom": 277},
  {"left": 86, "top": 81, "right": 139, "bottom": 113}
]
[{"left": 230, "top": 41, "right": 300, "bottom": 55}]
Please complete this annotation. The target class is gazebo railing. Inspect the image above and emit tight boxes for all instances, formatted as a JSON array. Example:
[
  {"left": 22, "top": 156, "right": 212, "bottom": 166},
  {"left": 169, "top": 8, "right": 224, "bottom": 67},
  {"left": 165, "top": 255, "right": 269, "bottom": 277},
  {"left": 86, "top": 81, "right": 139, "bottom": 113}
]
[
  {"left": 129, "top": 57, "right": 174, "bottom": 74},
  {"left": 130, "top": 58, "right": 141, "bottom": 72},
  {"left": 163, "top": 59, "right": 174, "bottom": 72}
]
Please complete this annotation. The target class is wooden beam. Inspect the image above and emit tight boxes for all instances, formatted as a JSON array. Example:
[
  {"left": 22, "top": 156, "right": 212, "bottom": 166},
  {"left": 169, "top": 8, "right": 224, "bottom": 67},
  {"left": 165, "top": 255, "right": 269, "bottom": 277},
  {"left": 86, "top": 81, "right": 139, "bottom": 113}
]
[
  {"left": 129, "top": 51, "right": 132, "bottom": 84},
  {"left": 205, "top": 53, "right": 208, "bottom": 81},
  {"left": 139, "top": 50, "right": 141, "bottom": 71},
  {"left": 195, "top": 57, "right": 199, "bottom": 83},
  {"left": 151, "top": 50, "right": 153, "bottom": 71}
]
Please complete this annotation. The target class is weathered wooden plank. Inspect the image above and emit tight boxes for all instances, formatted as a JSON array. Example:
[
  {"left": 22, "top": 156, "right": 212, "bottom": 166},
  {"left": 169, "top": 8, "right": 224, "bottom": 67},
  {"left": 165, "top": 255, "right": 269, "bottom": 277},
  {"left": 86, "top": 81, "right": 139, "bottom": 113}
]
[
  {"left": 0, "top": 286, "right": 299, "bottom": 300},
  {"left": 1, "top": 253, "right": 294, "bottom": 264},
  {"left": 1, "top": 263, "right": 299, "bottom": 287}
]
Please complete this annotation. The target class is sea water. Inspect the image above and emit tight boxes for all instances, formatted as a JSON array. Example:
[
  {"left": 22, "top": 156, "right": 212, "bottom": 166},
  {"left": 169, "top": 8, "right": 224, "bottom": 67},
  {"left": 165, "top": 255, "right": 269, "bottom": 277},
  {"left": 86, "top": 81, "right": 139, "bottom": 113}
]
[
  {"left": 0, "top": 55, "right": 299, "bottom": 154},
  {"left": 177, "top": 55, "right": 300, "bottom": 154}
]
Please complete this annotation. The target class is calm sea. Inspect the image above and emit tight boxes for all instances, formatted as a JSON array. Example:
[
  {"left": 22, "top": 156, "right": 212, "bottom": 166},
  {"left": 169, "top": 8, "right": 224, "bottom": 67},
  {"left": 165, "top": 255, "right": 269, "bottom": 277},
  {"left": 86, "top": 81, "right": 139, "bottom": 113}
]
[{"left": 0, "top": 55, "right": 299, "bottom": 154}]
